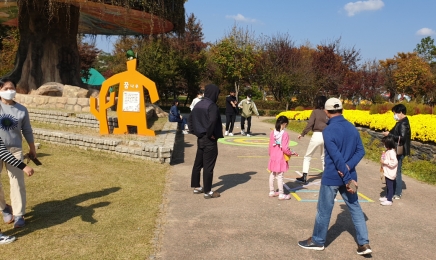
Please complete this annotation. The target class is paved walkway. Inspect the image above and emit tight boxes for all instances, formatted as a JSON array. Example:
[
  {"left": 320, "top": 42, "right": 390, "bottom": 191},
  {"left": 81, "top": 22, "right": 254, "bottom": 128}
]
[{"left": 155, "top": 116, "right": 435, "bottom": 259}]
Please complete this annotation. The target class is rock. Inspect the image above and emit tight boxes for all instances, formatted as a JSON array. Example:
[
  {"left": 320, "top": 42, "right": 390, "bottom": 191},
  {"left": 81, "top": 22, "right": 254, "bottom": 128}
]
[
  {"left": 88, "top": 88, "right": 100, "bottom": 98},
  {"left": 62, "top": 85, "right": 91, "bottom": 98},
  {"left": 30, "top": 82, "right": 64, "bottom": 96},
  {"left": 149, "top": 104, "right": 168, "bottom": 118}
]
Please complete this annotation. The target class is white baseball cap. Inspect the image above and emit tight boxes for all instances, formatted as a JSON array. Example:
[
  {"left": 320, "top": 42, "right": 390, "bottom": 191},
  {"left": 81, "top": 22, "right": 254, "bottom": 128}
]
[{"left": 325, "top": 98, "right": 343, "bottom": 110}]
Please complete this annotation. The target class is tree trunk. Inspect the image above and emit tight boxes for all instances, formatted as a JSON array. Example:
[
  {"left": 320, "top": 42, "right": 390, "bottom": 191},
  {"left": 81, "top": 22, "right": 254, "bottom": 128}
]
[
  {"left": 234, "top": 81, "right": 239, "bottom": 101},
  {"left": 6, "top": 1, "right": 82, "bottom": 93}
]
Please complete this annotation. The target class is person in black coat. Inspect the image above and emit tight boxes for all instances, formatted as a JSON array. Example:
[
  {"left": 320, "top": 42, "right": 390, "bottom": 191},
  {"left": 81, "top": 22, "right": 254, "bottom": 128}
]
[
  {"left": 188, "top": 84, "right": 223, "bottom": 199},
  {"left": 382, "top": 104, "right": 411, "bottom": 199},
  {"left": 224, "top": 90, "right": 238, "bottom": 136}
]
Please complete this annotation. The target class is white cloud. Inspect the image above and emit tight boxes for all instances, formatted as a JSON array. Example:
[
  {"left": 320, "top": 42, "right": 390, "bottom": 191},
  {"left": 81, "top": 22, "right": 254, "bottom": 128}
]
[
  {"left": 225, "top": 14, "right": 257, "bottom": 23},
  {"left": 344, "top": 0, "right": 384, "bottom": 17},
  {"left": 416, "top": 28, "right": 436, "bottom": 36}
]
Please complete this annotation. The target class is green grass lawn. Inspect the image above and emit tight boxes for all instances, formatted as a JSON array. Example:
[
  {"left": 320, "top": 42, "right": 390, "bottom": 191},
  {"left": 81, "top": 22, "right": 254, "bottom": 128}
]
[{"left": 1, "top": 141, "right": 168, "bottom": 259}]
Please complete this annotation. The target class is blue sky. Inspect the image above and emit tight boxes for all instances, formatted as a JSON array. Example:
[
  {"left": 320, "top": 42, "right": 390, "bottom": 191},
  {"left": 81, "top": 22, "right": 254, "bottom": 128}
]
[{"left": 97, "top": 0, "right": 436, "bottom": 62}]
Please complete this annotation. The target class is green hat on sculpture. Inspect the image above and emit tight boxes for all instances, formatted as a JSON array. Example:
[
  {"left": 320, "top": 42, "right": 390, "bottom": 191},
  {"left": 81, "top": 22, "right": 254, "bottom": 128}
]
[{"left": 126, "top": 49, "right": 135, "bottom": 60}]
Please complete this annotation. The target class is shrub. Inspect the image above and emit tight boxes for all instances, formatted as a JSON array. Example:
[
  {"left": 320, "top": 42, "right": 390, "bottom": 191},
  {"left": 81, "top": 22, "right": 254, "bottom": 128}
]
[
  {"left": 369, "top": 103, "right": 394, "bottom": 115},
  {"left": 385, "top": 101, "right": 434, "bottom": 116},
  {"left": 402, "top": 101, "right": 417, "bottom": 116},
  {"left": 217, "top": 95, "right": 227, "bottom": 108},
  {"left": 343, "top": 103, "right": 355, "bottom": 110},
  {"left": 356, "top": 104, "right": 371, "bottom": 111},
  {"left": 403, "top": 158, "right": 436, "bottom": 185},
  {"left": 414, "top": 103, "right": 432, "bottom": 115},
  {"left": 253, "top": 100, "right": 287, "bottom": 110}
]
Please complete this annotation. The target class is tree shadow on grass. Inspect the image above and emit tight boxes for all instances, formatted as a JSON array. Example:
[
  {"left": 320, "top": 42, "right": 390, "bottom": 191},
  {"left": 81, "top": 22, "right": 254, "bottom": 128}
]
[{"left": 8, "top": 187, "right": 121, "bottom": 237}]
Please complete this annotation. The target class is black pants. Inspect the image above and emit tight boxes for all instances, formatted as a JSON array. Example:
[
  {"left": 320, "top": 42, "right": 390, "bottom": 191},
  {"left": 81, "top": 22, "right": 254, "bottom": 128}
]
[
  {"left": 191, "top": 135, "right": 218, "bottom": 193},
  {"left": 385, "top": 177, "right": 395, "bottom": 201},
  {"left": 225, "top": 113, "right": 236, "bottom": 132},
  {"left": 241, "top": 116, "right": 252, "bottom": 133}
]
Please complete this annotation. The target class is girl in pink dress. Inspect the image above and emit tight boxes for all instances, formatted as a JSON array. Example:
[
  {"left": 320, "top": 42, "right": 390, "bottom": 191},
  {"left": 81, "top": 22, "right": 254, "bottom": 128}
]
[{"left": 268, "top": 116, "right": 293, "bottom": 200}]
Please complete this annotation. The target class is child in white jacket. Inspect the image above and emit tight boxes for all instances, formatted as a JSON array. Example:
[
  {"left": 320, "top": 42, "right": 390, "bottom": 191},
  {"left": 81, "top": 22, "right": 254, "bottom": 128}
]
[{"left": 379, "top": 136, "right": 398, "bottom": 206}]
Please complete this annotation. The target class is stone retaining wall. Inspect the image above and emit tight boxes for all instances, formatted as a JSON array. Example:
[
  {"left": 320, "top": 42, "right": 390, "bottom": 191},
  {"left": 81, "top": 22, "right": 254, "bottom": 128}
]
[
  {"left": 15, "top": 93, "right": 92, "bottom": 112},
  {"left": 28, "top": 108, "right": 155, "bottom": 133},
  {"left": 32, "top": 122, "right": 178, "bottom": 164},
  {"left": 14, "top": 93, "right": 177, "bottom": 164},
  {"left": 358, "top": 127, "right": 436, "bottom": 162}
]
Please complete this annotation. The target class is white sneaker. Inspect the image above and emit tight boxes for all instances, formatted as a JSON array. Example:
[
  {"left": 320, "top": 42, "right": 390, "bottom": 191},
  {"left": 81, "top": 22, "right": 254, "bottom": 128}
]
[
  {"left": 229, "top": 133, "right": 233, "bottom": 136},
  {"left": 0, "top": 234, "right": 16, "bottom": 244},
  {"left": 241, "top": 130, "right": 246, "bottom": 136},
  {"left": 225, "top": 131, "right": 228, "bottom": 136},
  {"left": 379, "top": 197, "right": 387, "bottom": 202},
  {"left": 278, "top": 194, "right": 291, "bottom": 200},
  {"left": 182, "top": 130, "right": 188, "bottom": 134},
  {"left": 380, "top": 201, "right": 392, "bottom": 206},
  {"left": 246, "top": 134, "right": 251, "bottom": 137}
]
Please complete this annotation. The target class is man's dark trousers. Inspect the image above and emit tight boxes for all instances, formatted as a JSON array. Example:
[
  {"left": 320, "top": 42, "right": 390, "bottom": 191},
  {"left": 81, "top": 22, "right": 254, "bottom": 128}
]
[
  {"left": 225, "top": 113, "right": 236, "bottom": 132},
  {"left": 191, "top": 135, "right": 218, "bottom": 193},
  {"left": 241, "top": 116, "right": 252, "bottom": 133}
]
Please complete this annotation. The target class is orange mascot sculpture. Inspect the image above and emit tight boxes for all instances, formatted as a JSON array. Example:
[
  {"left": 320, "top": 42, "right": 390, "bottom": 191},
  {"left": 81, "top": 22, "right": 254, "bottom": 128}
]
[{"left": 90, "top": 59, "right": 160, "bottom": 136}]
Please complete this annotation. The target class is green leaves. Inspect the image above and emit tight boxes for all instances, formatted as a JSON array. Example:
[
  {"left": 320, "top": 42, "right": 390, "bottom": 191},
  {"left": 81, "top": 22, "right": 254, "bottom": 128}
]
[
  {"left": 414, "top": 36, "right": 436, "bottom": 64},
  {"left": 209, "top": 26, "right": 258, "bottom": 95}
]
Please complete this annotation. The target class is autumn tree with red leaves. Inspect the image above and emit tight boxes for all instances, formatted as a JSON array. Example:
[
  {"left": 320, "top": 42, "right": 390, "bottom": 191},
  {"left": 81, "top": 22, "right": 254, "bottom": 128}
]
[{"left": 77, "top": 37, "right": 100, "bottom": 82}]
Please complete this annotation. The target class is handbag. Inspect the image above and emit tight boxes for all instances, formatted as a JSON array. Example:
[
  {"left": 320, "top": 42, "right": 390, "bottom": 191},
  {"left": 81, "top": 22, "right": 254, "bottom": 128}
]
[
  {"left": 380, "top": 151, "right": 386, "bottom": 184},
  {"left": 396, "top": 136, "right": 404, "bottom": 155},
  {"left": 284, "top": 154, "right": 290, "bottom": 161},
  {"left": 284, "top": 150, "right": 298, "bottom": 161},
  {"left": 379, "top": 166, "right": 386, "bottom": 184}
]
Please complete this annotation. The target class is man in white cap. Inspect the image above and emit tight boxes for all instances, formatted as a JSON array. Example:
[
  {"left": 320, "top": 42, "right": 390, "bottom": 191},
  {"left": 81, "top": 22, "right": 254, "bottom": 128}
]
[{"left": 298, "top": 98, "right": 372, "bottom": 255}]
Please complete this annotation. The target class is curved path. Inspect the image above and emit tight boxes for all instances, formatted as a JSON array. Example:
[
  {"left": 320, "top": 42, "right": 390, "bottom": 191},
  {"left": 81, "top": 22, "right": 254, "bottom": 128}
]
[{"left": 155, "top": 116, "right": 435, "bottom": 259}]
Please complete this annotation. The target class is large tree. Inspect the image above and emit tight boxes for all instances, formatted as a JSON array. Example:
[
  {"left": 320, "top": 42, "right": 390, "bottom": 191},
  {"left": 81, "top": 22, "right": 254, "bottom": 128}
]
[
  {"left": 2, "top": 0, "right": 185, "bottom": 93},
  {"left": 209, "top": 25, "right": 259, "bottom": 98},
  {"left": 7, "top": 1, "right": 81, "bottom": 92},
  {"left": 172, "top": 13, "right": 207, "bottom": 106},
  {"left": 256, "top": 33, "right": 305, "bottom": 107},
  {"left": 77, "top": 37, "right": 100, "bottom": 82},
  {"left": 380, "top": 52, "right": 433, "bottom": 101},
  {"left": 312, "top": 39, "right": 360, "bottom": 97},
  {"left": 414, "top": 36, "right": 436, "bottom": 65}
]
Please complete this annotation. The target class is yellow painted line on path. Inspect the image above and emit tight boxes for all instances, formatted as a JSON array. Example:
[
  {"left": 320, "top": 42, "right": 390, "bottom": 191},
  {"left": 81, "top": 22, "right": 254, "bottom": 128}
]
[
  {"left": 291, "top": 192, "right": 301, "bottom": 201},
  {"left": 357, "top": 192, "right": 374, "bottom": 202}
]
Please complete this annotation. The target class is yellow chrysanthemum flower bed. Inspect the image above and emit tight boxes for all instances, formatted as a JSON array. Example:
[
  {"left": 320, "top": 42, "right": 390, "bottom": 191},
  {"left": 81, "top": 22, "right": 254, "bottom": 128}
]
[{"left": 277, "top": 110, "right": 436, "bottom": 143}]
